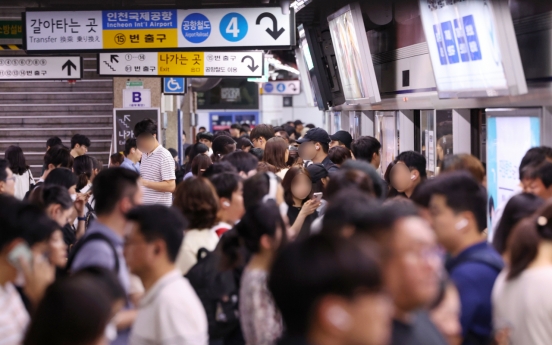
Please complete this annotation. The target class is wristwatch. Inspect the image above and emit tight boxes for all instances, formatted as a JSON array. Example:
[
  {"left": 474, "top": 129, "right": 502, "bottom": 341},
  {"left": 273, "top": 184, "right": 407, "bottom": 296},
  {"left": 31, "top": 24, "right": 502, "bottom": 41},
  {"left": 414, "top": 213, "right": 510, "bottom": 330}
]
[{"left": 77, "top": 216, "right": 86, "bottom": 222}]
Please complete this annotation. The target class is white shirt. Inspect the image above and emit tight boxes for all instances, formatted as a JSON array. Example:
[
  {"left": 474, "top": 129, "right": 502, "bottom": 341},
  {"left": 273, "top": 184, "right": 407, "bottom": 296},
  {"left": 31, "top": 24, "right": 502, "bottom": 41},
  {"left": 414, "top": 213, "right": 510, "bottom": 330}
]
[
  {"left": 493, "top": 267, "right": 552, "bottom": 345},
  {"left": 13, "top": 170, "right": 33, "bottom": 200},
  {"left": 130, "top": 269, "right": 208, "bottom": 345},
  {"left": 175, "top": 229, "right": 219, "bottom": 275},
  {"left": 140, "top": 145, "right": 176, "bottom": 206},
  {"left": 0, "top": 282, "right": 30, "bottom": 345}
]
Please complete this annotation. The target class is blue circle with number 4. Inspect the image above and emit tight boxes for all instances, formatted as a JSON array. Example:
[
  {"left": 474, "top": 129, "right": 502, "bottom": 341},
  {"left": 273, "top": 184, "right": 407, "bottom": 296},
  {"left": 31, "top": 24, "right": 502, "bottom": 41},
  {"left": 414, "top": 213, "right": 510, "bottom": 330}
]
[
  {"left": 219, "top": 13, "right": 248, "bottom": 42},
  {"left": 182, "top": 13, "right": 211, "bottom": 44}
]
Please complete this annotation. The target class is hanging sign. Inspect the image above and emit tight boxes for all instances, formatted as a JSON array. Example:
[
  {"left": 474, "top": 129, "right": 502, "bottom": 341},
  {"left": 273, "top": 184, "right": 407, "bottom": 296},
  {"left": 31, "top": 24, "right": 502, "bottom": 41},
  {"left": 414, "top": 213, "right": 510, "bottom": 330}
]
[
  {"left": 24, "top": 8, "right": 294, "bottom": 52},
  {"left": 0, "top": 56, "right": 82, "bottom": 79},
  {"left": 98, "top": 51, "right": 263, "bottom": 77},
  {"left": 262, "top": 80, "right": 300, "bottom": 95}
]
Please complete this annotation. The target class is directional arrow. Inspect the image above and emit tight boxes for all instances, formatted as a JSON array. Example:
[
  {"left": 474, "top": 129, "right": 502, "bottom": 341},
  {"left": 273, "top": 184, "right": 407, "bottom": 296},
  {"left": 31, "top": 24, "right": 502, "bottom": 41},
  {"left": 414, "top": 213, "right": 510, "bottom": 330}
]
[
  {"left": 123, "top": 114, "right": 131, "bottom": 122},
  {"left": 288, "top": 83, "right": 297, "bottom": 91},
  {"left": 110, "top": 54, "right": 119, "bottom": 63},
  {"left": 241, "top": 55, "right": 259, "bottom": 72},
  {"left": 256, "top": 13, "right": 285, "bottom": 40},
  {"left": 62, "top": 59, "right": 77, "bottom": 76}
]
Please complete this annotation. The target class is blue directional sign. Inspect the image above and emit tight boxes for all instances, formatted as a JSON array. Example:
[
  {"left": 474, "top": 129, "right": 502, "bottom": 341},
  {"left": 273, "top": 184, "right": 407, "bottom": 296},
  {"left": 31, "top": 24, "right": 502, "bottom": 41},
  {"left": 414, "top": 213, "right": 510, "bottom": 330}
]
[
  {"left": 163, "top": 77, "right": 187, "bottom": 94},
  {"left": 276, "top": 83, "right": 285, "bottom": 92},
  {"left": 262, "top": 80, "right": 300, "bottom": 95}
]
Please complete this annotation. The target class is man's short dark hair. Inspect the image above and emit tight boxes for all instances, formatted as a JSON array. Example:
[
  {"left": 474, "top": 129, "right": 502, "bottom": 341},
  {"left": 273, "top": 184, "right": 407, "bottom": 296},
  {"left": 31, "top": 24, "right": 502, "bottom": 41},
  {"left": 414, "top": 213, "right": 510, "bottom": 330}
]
[
  {"left": 269, "top": 235, "right": 383, "bottom": 336},
  {"left": 46, "top": 136, "right": 62, "bottom": 149},
  {"left": 199, "top": 126, "right": 206, "bottom": 131},
  {"left": 250, "top": 124, "right": 274, "bottom": 141},
  {"left": 396, "top": 151, "right": 427, "bottom": 179},
  {"left": 202, "top": 161, "right": 238, "bottom": 179},
  {"left": 197, "top": 131, "right": 214, "bottom": 143},
  {"left": 351, "top": 136, "right": 381, "bottom": 163},
  {"left": 124, "top": 138, "right": 137, "bottom": 156},
  {"left": 208, "top": 172, "right": 241, "bottom": 200},
  {"left": 133, "top": 119, "right": 157, "bottom": 138},
  {"left": 534, "top": 162, "right": 552, "bottom": 188},
  {"left": 44, "top": 145, "right": 73, "bottom": 169},
  {"left": 432, "top": 171, "right": 487, "bottom": 232},
  {"left": 519, "top": 146, "right": 552, "bottom": 180},
  {"left": 230, "top": 124, "right": 241, "bottom": 130},
  {"left": 126, "top": 205, "right": 187, "bottom": 262},
  {"left": 222, "top": 151, "right": 259, "bottom": 174},
  {"left": 92, "top": 168, "right": 140, "bottom": 216},
  {"left": 70, "top": 134, "right": 91, "bottom": 149}
]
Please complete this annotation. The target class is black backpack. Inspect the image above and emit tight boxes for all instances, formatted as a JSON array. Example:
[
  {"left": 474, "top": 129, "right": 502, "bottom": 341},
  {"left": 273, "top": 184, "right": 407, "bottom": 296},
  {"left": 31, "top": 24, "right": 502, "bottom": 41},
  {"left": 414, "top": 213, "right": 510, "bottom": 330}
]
[
  {"left": 64, "top": 232, "right": 120, "bottom": 276},
  {"left": 185, "top": 247, "right": 241, "bottom": 341}
]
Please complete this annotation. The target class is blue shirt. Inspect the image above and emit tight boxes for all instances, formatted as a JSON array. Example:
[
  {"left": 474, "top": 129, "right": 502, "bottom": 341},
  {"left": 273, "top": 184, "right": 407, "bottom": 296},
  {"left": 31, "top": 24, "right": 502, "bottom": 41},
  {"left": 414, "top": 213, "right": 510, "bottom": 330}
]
[
  {"left": 446, "top": 241, "right": 503, "bottom": 345},
  {"left": 120, "top": 157, "right": 140, "bottom": 174},
  {"left": 70, "top": 220, "right": 131, "bottom": 345}
]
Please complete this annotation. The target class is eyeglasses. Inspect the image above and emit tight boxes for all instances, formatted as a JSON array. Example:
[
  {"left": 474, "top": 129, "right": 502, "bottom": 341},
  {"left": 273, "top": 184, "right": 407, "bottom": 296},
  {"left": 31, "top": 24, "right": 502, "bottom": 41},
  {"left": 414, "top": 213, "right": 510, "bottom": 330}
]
[{"left": 4, "top": 176, "right": 15, "bottom": 182}]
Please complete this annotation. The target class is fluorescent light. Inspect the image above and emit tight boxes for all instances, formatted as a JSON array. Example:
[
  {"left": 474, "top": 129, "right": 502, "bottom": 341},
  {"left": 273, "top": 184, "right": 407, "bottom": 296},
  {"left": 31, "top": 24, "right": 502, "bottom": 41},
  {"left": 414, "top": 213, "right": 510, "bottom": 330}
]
[{"left": 290, "top": 0, "right": 313, "bottom": 13}]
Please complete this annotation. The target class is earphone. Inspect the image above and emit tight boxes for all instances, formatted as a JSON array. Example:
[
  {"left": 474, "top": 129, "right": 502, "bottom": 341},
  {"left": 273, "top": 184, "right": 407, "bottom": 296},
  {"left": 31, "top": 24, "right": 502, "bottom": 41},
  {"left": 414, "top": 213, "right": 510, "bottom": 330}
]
[
  {"left": 327, "top": 306, "right": 352, "bottom": 331},
  {"left": 262, "top": 172, "right": 278, "bottom": 203},
  {"left": 455, "top": 218, "right": 469, "bottom": 230},
  {"left": 316, "top": 145, "right": 320, "bottom": 151},
  {"left": 223, "top": 201, "right": 231, "bottom": 207},
  {"left": 410, "top": 175, "right": 416, "bottom": 180}
]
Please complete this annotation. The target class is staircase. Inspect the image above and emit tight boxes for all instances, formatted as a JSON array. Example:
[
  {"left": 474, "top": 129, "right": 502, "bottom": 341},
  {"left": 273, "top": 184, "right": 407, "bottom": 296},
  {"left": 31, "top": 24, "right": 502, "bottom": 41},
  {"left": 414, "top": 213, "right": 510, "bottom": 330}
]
[{"left": 0, "top": 53, "right": 113, "bottom": 178}]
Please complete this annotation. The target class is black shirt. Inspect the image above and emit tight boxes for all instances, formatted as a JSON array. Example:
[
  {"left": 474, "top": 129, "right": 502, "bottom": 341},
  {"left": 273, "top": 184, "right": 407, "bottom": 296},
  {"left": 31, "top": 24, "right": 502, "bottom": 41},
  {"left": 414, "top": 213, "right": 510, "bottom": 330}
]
[
  {"left": 320, "top": 156, "right": 339, "bottom": 174},
  {"left": 391, "top": 311, "right": 447, "bottom": 345},
  {"left": 287, "top": 205, "right": 318, "bottom": 241}
]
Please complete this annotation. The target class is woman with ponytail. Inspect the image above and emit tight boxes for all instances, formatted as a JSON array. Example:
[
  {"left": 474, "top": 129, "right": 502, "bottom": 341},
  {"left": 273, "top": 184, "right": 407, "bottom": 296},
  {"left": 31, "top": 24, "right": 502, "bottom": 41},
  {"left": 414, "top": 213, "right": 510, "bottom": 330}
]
[
  {"left": 222, "top": 195, "right": 287, "bottom": 345},
  {"left": 74, "top": 155, "right": 96, "bottom": 194},
  {"left": 492, "top": 201, "right": 552, "bottom": 345}
]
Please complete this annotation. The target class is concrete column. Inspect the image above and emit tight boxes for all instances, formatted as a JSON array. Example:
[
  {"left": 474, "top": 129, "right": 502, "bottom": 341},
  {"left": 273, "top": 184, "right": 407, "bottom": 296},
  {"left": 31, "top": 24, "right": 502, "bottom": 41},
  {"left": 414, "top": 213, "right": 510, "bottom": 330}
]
[{"left": 113, "top": 77, "right": 161, "bottom": 108}]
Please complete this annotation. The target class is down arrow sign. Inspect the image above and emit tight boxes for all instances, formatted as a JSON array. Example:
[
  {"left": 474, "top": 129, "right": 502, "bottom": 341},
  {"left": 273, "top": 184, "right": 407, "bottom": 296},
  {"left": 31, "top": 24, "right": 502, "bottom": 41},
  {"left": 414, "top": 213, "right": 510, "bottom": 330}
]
[
  {"left": 62, "top": 59, "right": 77, "bottom": 76},
  {"left": 241, "top": 55, "right": 259, "bottom": 72},
  {"left": 256, "top": 13, "right": 285, "bottom": 40}
]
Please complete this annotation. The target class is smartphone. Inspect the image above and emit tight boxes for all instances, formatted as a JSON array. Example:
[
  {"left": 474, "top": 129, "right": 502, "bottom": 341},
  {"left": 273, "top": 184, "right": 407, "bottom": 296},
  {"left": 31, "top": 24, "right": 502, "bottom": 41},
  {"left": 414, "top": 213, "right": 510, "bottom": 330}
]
[
  {"left": 8, "top": 242, "right": 32, "bottom": 270},
  {"left": 312, "top": 192, "right": 323, "bottom": 203}
]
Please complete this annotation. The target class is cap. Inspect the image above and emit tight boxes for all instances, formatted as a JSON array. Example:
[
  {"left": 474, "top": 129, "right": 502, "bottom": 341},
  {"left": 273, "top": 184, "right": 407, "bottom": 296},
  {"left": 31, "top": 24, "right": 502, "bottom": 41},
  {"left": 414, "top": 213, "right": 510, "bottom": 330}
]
[
  {"left": 296, "top": 128, "right": 331, "bottom": 144},
  {"left": 306, "top": 163, "right": 328, "bottom": 182},
  {"left": 330, "top": 130, "right": 353, "bottom": 149},
  {"left": 294, "top": 120, "right": 304, "bottom": 126}
]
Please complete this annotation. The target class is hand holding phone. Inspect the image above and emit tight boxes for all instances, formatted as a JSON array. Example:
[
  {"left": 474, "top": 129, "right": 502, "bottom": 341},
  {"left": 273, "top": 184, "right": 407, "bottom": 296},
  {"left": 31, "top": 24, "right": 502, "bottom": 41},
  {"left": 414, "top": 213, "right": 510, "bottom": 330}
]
[
  {"left": 8, "top": 242, "right": 32, "bottom": 270},
  {"left": 312, "top": 192, "right": 323, "bottom": 203}
]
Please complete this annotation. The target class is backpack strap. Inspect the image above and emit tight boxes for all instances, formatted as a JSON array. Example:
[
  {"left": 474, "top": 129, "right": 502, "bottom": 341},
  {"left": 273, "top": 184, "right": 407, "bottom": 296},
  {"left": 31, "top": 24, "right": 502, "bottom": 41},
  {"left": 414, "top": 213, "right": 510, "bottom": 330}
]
[{"left": 65, "top": 232, "right": 120, "bottom": 274}]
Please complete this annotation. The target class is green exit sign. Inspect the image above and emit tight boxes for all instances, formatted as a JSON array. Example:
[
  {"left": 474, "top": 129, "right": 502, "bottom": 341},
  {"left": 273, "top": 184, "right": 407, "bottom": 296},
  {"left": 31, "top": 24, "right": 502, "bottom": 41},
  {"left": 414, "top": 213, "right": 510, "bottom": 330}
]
[{"left": 0, "top": 21, "right": 22, "bottom": 39}]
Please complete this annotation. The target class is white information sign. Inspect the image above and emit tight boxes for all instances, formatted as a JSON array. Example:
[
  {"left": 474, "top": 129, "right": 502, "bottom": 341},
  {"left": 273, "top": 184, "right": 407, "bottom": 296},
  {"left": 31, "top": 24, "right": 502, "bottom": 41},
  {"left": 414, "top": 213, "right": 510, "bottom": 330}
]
[
  {"left": 0, "top": 56, "right": 82, "bottom": 80},
  {"left": 419, "top": 0, "right": 527, "bottom": 98},
  {"left": 98, "top": 51, "right": 263, "bottom": 77},
  {"left": 123, "top": 89, "right": 151, "bottom": 108},
  {"left": 25, "top": 8, "right": 293, "bottom": 51},
  {"left": 262, "top": 80, "right": 300, "bottom": 95}
]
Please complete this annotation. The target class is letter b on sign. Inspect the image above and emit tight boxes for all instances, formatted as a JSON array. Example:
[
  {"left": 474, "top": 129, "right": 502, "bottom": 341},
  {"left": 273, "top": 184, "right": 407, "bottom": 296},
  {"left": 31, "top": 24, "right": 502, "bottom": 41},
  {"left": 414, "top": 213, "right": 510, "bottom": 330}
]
[{"left": 132, "top": 92, "right": 142, "bottom": 103}]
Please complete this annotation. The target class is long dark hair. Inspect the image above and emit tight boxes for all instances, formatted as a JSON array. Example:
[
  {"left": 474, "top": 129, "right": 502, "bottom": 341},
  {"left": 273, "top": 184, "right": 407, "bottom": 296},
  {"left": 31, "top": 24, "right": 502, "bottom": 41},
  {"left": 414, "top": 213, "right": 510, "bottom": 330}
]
[
  {"left": 191, "top": 154, "right": 212, "bottom": 177},
  {"left": 74, "top": 155, "right": 95, "bottom": 192},
  {"left": 221, "top": 199, "right": 287, "bottom": 269},
  {"left": 185, "top": 143, "right": 209, "bottom": 174},
  {"left": 508, "top": 201, "right": 552, "bottom": 280},
  {"left": 281, "top": 166, "right": 312, "bottom": 206},
  {"left": 5, "top": 145, "right": 29, "bottom": 175},
  {"left": 493, "top": 193, "right": 544, "bottom": 255},
  {"left": 29, "top": 185, "right": 73, "bottom": 211},
  {"left": 173, "top": 176, "right": 219, "bottom": 229}
]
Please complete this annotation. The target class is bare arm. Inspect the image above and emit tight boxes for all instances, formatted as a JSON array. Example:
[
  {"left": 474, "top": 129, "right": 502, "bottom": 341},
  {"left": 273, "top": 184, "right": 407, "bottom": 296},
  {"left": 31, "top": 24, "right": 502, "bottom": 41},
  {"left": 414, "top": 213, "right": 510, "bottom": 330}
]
[
  {"left": 287, "top": 200, "right": 320, "bottom": 241},
  {"left": 142, "top": 179, "right": 176, "bottom": 193}
]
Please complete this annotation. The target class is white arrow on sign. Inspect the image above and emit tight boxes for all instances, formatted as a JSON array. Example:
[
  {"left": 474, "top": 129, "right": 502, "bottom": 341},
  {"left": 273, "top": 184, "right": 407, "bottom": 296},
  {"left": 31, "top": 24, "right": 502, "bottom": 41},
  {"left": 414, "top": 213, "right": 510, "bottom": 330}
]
[
  {"left": 124, "top": 114, "right": 131, "bottom": 122},
  {"left": 0, "top": 56, "right": 82, "bottom": 80}
]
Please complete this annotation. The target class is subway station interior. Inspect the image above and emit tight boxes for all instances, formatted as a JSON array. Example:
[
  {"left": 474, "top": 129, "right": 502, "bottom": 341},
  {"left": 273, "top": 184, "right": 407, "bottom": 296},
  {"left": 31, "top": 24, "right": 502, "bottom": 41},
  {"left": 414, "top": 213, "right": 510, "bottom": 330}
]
[{"left": 0, "top": 0, "right": 552, "bottom": 210}]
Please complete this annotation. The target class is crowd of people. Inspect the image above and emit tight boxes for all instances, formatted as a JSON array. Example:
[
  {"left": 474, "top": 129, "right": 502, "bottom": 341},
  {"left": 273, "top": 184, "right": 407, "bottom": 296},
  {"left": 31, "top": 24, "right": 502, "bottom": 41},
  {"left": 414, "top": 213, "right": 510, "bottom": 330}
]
[{"left": 2, "top": 118, "right": 552, "bottom": 345}]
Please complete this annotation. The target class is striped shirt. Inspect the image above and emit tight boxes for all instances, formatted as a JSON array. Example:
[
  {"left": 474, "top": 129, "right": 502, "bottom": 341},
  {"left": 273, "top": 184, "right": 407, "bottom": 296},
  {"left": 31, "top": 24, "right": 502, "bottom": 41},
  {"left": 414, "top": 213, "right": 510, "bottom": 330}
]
[
  {"left": 0, "top": 282, "right": 29, "bottom": 345},
  {"left": 140, "top": 145, "right": 176, "bottom": 206}
]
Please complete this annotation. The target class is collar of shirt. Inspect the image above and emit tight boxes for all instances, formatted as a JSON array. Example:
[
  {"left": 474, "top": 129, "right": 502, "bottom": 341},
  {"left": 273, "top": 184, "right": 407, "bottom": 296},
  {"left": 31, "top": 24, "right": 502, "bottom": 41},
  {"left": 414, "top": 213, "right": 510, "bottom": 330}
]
[
  {"left": 86, "top": 220, "right": 124, "bottom": 247},
  {"left": 321, "top": 155, "right": 334, "bottom": 167},
  {"left": 146, "top": 144, "right": 162, "bottom": 158},
  {"left": 445, "top": 240, "right": 497, "bottom": 271},
  {"left": 122, "top": 157, "right": 138, "bottom": 166},
  {"left": 139, "top": 269, "right": 182, "bottom": 308}
]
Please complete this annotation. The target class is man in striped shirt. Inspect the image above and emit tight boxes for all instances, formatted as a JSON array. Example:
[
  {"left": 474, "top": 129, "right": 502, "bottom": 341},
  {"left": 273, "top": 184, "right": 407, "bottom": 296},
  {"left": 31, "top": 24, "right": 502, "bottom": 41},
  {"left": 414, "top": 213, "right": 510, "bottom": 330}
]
[{"left": 134, "top": 119, "right": 176, "bottom": 206}]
